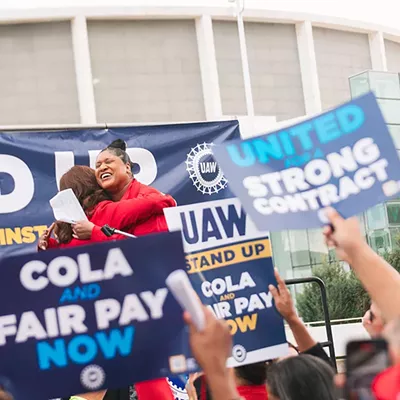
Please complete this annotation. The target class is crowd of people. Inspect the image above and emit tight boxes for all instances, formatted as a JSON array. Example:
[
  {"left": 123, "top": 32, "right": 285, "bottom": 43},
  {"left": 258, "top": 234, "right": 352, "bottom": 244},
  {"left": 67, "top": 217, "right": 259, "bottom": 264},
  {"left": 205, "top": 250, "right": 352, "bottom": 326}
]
[{"left": 2, "top": 138, "right": 399, "bottom": 400}]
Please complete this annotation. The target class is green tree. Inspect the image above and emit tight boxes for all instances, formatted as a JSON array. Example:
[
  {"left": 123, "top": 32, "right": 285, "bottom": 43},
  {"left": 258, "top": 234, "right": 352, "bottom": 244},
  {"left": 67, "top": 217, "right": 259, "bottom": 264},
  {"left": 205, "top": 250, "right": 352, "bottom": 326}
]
[
  {"left": 296, "top": 262, "right": 369, "bottom": 322},
  {"left": 296, "top": 248, "right": 400, "bottom": 323},
  {"left": 382, "top": 249, "right": 400, "bottom": 274}
]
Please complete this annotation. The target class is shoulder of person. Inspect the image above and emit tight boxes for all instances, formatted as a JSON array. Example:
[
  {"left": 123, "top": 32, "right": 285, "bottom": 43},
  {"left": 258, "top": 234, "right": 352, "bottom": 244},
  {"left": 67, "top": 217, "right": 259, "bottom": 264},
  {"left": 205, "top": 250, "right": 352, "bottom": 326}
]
[
  {"left": 136, "top": 181, "right": 163, "bottom": 196},
  {"left": 92, "top": 200, "right": 114, "bottom": 211}
]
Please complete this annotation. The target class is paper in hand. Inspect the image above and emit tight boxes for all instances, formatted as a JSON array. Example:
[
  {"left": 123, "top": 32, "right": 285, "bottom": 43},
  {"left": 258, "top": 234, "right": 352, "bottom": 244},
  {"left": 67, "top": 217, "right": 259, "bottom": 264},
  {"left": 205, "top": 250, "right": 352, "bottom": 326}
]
[
  {"left": 49, "top": 189, "right": 88, "bottom": 224},
  {"left": 166, "top": 269, "right": 205, "bottom": 331}
]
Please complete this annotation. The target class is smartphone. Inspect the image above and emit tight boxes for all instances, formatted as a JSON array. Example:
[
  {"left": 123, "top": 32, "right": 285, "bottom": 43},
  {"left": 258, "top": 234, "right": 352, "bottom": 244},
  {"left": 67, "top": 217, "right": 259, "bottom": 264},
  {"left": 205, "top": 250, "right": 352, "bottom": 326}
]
[{"left": 346, "top": 339, "right": 390, "bottom": 400}]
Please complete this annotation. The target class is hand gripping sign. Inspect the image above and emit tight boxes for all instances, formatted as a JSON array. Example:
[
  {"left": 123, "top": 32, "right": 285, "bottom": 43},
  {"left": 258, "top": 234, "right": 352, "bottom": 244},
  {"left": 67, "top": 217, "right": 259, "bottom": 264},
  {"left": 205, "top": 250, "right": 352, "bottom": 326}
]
[{"left": 213, "top": 92, "right": 400, "bottom": 231}]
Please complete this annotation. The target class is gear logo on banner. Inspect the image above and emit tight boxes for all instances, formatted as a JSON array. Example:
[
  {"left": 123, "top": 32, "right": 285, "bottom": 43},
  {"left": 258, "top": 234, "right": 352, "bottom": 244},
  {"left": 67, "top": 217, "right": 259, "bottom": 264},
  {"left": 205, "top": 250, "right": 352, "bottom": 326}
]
[
  {"left": 80, "top": 365, "right": 106, "bottom": 391},
  {"left": 186, "top": 143, "right": 228, "bottom": 195},
  {"left": 167, "top": 377, "right": 189, "bottom": 400},
  {"left": 232, "top": 344, "right": 247, "bottom": 363}
]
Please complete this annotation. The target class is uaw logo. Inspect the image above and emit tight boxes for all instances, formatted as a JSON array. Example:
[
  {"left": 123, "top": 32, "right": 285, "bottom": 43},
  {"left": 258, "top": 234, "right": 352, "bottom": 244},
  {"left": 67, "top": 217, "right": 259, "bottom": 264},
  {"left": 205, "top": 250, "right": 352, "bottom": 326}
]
[
  {"left": 167, "top": 376, "right": 189, "bottom": 400},
  {"left": 186, "top": 143, "right": 228, "bottom": 195},
  {"left": 80, "top": 364, "right": 106, "bottom": 391},
  {"left": 232, "top": 344, "right": 247, "bottom": 363}
]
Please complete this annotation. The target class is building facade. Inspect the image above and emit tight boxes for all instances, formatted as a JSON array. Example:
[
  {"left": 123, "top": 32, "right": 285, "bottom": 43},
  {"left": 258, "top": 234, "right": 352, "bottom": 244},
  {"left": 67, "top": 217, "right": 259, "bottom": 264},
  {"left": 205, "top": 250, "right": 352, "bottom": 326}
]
[{"left": 1, "top": 3, "right": 400, "bottom": 278}]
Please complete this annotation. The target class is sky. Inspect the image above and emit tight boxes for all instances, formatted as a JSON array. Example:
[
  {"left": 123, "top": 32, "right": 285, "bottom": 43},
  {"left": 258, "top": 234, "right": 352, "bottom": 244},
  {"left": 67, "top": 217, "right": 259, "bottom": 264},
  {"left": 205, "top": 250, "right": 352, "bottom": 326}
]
[{"left": 0, "top": 0, "right": 398, "bottom": 30}]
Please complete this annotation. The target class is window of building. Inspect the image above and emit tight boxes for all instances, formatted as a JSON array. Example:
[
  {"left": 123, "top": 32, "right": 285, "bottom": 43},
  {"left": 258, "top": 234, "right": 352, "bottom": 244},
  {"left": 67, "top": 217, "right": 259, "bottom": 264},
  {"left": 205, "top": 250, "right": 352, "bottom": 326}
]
[
  {"left": 389, "top": 227, "right": 400, "bottom": 250},
  {"left": 357, "top": 214, "right": 367, "bottom": 238},
  {"left": 388, "top": 125, "right": 400, "bottom": 149},
  {"left": 368, "top": 71, "right": 400, "bottom": 99},
  {"left": 377, "top": 99, "right": 400, "bottom": 124},
  {"left": 368, "top": 229, "right": 391, "bottom": 254},
  {"left": 270, "top": 231, "right": 293, "bottom": 279},
  {"left": 292, "top": 265, "right": 313, "bottom": 278},
  {"left": 387, "top": 202, "right": 400, "bottom": 225},
  {"left": 307, "top": 228, "right": 329, "bottom": 265},
  {"left": 349, "top": 72, "right": 370, "bottom": 98},
  {"left": 288, "top": 230, "right": 310, "bottom": 267},
  {"left": 366, "top": 204, "right": 387, "bottom": 231}
]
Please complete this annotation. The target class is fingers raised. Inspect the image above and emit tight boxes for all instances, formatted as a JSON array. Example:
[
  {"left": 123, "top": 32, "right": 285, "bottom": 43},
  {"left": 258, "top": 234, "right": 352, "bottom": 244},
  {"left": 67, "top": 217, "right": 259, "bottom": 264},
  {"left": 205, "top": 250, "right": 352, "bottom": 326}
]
[{"left": 274, "top": 268, "right": 286, "bottom": 292}]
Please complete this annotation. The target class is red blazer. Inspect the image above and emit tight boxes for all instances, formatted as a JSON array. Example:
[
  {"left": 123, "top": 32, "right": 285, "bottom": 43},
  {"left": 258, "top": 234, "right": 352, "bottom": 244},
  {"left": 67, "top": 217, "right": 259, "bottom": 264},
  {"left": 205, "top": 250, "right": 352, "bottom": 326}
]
[
  {"left": 48, "top": 194, "right": 174, "bottom": 249},
  {"left": 91, "top": 179, "right": 176, "bottom": 241}
]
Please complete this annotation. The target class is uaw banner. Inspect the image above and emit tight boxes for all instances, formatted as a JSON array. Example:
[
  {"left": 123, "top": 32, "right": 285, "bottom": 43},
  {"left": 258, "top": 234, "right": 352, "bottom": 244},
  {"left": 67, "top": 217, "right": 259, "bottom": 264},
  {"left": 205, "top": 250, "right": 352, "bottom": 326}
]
[
  {"left": 165, "top": 199, "right": 288, "bottom": 368},
  {"left": 0, "top": 232, "right": 196, "bottom": 400},
  {"left": 214, "top": 92, "right": 400, "bottom": 231},
  {"left": 0, "top": 120, "right": 239, "bottom": 258}
]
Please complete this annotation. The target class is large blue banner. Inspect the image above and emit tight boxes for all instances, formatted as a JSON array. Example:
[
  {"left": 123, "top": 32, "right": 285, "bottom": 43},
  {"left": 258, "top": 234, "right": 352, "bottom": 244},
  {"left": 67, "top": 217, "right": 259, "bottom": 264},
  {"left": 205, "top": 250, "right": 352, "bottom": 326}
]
[
  {"left": 0, "top": 121, "right": 239, "bottom": 258},
  {"left": 214, "top": 93, "right": 400, "bottom": 231},
  {"left": 0, "top": 232, "right": 194, "bottom": 400}
]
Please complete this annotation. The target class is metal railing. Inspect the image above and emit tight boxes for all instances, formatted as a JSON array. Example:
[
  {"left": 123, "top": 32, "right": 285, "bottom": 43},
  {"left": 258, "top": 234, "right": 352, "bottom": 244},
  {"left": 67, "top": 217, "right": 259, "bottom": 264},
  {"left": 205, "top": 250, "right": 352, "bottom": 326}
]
[{"left": 285, "top": 277, "right": 337, "bottom": 371}]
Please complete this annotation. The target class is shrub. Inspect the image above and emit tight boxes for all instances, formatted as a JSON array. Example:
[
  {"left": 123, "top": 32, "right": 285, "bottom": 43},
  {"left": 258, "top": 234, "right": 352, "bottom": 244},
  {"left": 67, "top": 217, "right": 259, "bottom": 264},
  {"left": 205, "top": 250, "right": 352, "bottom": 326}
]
[
  {"left": 382, "top": 250, "right": 400, "bottom": 274},
  {"left": 296, "top": 262, "right": 369, "bottom": 322},
  {"left": 296, "top": 249, "right": 400, "bottom": 323}
]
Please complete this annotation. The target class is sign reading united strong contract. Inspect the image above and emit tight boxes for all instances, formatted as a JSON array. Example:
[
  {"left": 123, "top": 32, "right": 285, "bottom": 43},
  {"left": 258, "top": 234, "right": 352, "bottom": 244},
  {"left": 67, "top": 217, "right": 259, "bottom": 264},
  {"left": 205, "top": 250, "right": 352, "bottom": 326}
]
[
  {"left": 165, "top": 199, "right": 288, "bottom": 367},
  {"left": 213, "top": 92, "right": 400, "bottom": 231}
]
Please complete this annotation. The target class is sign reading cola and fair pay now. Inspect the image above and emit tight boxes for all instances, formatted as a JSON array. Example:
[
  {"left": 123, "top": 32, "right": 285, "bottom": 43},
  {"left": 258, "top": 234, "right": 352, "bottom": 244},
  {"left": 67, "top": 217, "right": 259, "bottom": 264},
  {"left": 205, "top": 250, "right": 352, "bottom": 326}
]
[
  {"left": 0, "top": 232, "right": 195, "bottom": 400},
  {"left": 213, "top": 92, "right": 400, "bottom": 231}
]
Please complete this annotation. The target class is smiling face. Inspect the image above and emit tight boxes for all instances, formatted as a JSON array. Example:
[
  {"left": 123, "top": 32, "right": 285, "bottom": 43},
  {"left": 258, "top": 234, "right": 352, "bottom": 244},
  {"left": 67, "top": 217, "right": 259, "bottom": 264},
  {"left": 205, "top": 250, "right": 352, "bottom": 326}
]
[{"left": 95, "top": 150, "right": 131, "bottom": 193}]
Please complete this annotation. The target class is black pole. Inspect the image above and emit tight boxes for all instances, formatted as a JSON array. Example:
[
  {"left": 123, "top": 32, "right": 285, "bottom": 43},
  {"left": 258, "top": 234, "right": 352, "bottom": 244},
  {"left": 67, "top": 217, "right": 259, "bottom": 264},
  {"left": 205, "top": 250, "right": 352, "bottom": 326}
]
[{"left": 285, "top": 277, "right": 337, "bottom": 371}]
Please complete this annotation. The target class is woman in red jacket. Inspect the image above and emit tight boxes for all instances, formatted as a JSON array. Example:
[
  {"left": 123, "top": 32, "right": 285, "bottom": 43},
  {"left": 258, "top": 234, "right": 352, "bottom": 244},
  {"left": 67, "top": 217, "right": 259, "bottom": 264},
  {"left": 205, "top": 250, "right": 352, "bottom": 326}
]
[
  {"left": 72, "top": 139, "right": 175, "bottom": 241},
  {"left": 38, "top": 165, "right": 176, "bottom": 400},
  {"left": 40, "top": 165, "right": 173, "bottom": 249}
]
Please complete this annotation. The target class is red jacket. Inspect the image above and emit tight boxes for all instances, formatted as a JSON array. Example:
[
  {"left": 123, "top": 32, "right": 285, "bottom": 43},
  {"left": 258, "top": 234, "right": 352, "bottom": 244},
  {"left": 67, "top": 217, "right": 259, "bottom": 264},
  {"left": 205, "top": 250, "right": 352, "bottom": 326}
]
[
  {"left": 46, "top": 183, "right": 176, "bottom": 400},
  {"left": 90, "top": 179, "right": 176, "bottom": 241},
  {"left": 372, "top": 364, "right": 400, "bottom": 400},
  {"left": 48, "top": 193, "right": 175, "bottom": 249}
]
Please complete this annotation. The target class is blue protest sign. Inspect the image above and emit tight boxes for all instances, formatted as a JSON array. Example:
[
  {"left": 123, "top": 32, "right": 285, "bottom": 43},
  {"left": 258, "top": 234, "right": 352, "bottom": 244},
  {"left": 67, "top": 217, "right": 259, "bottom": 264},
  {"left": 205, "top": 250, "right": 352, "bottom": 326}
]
[
  {"left": 165, "top": 199, "right": 288, "bottom": 366},
  {"left": 0, "top": 121, "right": 239, "bottom": 258},
  {"left": 0, "top": 232, "right": 196, "bottom": 400},
  {"left": 213, "top": 92, "right": 400, "bottom": 231}
]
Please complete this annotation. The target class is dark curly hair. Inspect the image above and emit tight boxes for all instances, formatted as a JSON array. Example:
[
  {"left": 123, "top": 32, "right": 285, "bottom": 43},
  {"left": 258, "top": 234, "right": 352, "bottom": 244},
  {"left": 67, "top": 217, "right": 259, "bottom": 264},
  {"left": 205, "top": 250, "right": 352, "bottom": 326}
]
[
  {"left": 101, "top": 139, "right": 134, "bottom": 172},
  {"left": 56, "top": 165, "right": 111, "bottom": 244}
]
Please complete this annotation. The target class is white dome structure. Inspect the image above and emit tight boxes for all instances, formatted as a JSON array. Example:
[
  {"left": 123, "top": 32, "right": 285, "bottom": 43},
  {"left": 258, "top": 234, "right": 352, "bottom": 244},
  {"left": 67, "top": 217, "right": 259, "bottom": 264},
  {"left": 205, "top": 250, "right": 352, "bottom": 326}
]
[{"left": 0, "top": 1, "right": 399, "bottom": 128}]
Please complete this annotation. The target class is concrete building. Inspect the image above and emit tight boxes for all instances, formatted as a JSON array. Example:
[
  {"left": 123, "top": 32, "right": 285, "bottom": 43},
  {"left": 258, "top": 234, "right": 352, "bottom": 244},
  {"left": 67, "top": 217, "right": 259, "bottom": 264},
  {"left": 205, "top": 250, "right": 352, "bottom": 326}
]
[{"left": 1, "top": 2, "right": 400, "bottom": 279}]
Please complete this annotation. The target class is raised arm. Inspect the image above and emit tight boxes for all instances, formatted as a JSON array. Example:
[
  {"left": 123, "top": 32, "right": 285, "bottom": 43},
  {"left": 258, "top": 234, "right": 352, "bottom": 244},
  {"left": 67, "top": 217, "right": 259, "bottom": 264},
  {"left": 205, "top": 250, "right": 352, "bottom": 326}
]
[
  {"left": 184, "top": 307, "right": 242, "bottom": 400},
  {"left": 269, "top": 269, "right": 317, "bottom": 353},
  {"left": 324, "top": 208, "right": 400, "bottom": 321}
]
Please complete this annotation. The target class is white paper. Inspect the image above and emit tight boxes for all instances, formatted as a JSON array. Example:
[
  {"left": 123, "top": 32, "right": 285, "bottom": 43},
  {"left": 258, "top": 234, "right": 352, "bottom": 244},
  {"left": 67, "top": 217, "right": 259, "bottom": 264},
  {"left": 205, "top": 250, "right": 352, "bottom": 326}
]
[
  {"left": 166, "top": 269, "right": 205, "bottom": 331},
  {"left": 49, "top": 189, "right": 88, "bottom": 224}
]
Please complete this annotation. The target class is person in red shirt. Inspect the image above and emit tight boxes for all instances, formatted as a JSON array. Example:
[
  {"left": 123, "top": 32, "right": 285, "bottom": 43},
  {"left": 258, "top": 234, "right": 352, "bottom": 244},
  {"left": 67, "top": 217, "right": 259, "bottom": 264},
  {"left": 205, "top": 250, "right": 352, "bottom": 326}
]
[
  {"left": 72, "top": 139, "right": 175, "bottom": 241},
  {"left": 38, "top": 165, "right": 176, "bottom": 400},
  {"left": 39, "top": 165, "right": 173, "bottom": 250}
]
